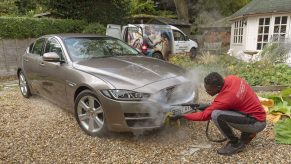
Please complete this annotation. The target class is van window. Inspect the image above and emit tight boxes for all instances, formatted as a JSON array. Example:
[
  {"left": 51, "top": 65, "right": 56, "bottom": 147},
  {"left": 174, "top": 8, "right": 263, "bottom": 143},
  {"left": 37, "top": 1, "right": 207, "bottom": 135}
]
[
  {"left": 173, "top": 30, "right": 185, "bottom": 41},
  {"left": 124, "top": 27, "right": 129, "bottom": 43}
]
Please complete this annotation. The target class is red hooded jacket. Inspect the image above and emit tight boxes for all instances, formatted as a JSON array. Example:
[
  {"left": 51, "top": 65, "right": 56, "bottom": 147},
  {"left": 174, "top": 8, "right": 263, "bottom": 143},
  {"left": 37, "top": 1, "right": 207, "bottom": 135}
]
[{"left": 184, "top": 75, "right": 266, "bottom": 122}]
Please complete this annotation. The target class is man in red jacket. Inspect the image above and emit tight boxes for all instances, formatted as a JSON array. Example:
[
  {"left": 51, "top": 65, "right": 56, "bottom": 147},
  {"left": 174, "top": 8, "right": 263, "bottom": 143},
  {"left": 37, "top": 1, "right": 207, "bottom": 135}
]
[{"left": 173, "top": 72, "right": 266, "bottom": 155}]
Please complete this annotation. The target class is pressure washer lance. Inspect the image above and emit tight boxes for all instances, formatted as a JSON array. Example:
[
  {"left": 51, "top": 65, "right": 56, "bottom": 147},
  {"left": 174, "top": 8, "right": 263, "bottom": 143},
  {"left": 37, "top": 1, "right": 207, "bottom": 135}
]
[{"left": 166, "top": 103, "right": 227, "bottom": 143}]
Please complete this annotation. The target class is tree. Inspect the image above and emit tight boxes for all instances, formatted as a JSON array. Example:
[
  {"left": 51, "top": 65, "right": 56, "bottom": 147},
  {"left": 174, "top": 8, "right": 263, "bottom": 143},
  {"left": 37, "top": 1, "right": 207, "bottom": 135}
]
[
  {"left": 0, "top": 0, "right": 17, "bottom": 15},
  {"left": 157, "top": 0, "right": 252, "bottom": 23},
  {"left": 129, "top": 0, "right": 155, "bottom": 15},
  {"left": 173, "top": 0, "right": 189, "bottom": 22},
  {"left": 129, "top": 0, "right": 175, "bottom": 18},
  {"left": 212, "top": 0, "right": 252, "bottom": 16},
  {"left": 15, "top": 0, "right": 37, "bottom": 14},
  {"left": 39, "top": 0, "right": 130, "bottom": 24}
]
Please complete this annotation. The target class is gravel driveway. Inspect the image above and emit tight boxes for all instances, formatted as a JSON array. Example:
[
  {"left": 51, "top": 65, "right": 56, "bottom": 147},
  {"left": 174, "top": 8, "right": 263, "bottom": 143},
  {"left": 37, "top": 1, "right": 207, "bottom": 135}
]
[{"left": 0, "top": 81, "right": 290, "bottom": 163}]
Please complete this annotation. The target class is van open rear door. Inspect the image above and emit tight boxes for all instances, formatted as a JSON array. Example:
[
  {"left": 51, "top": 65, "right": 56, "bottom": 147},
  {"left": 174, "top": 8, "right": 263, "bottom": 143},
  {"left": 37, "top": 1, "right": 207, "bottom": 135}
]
[{"left": 106, "top": 24, "right": 122, "bottom": 39}]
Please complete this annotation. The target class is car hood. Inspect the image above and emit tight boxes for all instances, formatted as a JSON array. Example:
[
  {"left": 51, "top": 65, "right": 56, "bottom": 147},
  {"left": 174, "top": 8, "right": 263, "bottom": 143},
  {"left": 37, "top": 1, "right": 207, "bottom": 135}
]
[{"left": 73, "top": 56, "right": 186, "bottom": 90}]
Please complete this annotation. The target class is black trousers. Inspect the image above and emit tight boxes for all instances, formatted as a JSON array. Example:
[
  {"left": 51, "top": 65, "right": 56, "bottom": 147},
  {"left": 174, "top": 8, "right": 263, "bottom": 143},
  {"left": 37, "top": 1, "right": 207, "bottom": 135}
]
[{"left": 211, "top": 110, "right": 266, "bottom": 143}]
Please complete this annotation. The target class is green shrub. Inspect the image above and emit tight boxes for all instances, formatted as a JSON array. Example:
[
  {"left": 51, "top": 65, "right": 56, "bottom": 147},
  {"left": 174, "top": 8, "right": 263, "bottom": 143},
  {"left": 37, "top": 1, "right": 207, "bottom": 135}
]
[
  {"left": 82, "top": 23, "right": 106, "bottom": 35},
  {"left": 169, "top": 54, "right": 195, "bottom": 69},
  {"left": 229, "top": 62, "right": 291, "bottom": 86},
  {"left": 169, "top": 54, "right": 291, "bottom": 86},
  {"left": 275, "top": 119, "right": 291, "bottom": 144},
  {"left": 260, "top": 42, "right": 290, "bottom": 64},
  {"left": 0, "top": 16, "right": 87, "bottom": 39}
]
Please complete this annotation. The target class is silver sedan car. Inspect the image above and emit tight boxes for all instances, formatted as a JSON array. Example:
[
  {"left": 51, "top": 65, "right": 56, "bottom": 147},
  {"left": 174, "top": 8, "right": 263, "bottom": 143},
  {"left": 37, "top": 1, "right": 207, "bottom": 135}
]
[{"left": 17, "top": 34, "right": 198, "bottom": 136}]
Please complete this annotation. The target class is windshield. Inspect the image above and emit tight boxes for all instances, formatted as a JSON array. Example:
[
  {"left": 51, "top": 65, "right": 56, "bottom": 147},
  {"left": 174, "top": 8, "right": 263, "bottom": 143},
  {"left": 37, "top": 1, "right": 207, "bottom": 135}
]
[{"left": 64, "top": 37, "right": 140, "bottom": 61}]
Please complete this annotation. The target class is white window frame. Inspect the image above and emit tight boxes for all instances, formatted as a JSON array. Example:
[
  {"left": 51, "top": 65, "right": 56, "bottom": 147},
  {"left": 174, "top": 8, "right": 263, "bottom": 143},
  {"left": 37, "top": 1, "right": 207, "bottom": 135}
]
[
  {"left": 256, "top": 15, "right": 290, "bottom": 51},
  {"left": 256, "top": 17, "right": 271, "bottom": 50},
  {"left": 271, "top": 15, "right": 289, "bottom": 42},
  {"left": 233, "top": 19, "right": 244, "bottom": 44}
]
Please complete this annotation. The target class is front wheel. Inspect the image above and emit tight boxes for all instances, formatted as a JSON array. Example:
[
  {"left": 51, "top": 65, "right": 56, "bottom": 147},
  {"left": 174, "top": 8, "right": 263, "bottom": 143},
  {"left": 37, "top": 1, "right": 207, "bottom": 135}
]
[
  {"left": 75, "top": 90, "right": 108, "bottom": 137},
  {"left": 190, "top": 48, "right": 197, "bottom": 59},
  {"left": 152, "top": 52, "right": 164, "bottom": 60},
  {"left": 18, "top": 71, "right": 31, "bottom": 98}
]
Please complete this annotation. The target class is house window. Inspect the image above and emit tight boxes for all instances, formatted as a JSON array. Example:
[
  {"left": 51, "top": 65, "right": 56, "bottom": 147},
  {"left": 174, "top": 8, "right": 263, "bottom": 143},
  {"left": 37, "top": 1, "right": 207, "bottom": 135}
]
[
  {"left": 233, "top": 20, "right": 244, "bottom": 44},
  {"left": 257, "top": 17, "right": 270, "bottom": 50},
  {"left": 272, "top": 16, "right": 288, "bottom": 42}
]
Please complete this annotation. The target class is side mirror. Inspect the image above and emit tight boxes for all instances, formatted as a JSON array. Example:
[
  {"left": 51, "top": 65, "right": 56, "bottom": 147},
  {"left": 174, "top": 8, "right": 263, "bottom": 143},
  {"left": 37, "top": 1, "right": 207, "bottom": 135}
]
[
  {"left": 43, "top": 52, "right": 60, "bottom": 62},
  {"left": 185, "top": 35, "right": 189, "bottom": 41}
]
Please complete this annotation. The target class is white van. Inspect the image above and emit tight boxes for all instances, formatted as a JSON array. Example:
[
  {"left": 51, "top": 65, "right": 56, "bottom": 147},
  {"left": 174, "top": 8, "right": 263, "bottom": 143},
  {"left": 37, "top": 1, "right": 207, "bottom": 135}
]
[{"left": 106, "top": 24, "right": 198, "bottom": 60}]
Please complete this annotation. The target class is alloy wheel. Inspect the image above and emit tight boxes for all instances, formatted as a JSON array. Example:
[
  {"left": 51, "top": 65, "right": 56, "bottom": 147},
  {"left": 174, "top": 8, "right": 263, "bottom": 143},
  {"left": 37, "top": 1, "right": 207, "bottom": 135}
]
[
  {"left": 77, "top": 95, "right": 104, "bottom": 133},
  {"left": 19, "top": 72, "right": 30, "bottom": 97}
]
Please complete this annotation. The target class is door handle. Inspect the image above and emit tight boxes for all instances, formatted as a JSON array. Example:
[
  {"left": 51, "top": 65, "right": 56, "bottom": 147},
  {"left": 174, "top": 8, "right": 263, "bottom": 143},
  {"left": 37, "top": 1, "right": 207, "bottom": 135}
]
[
  {"left": 23, "top": 58, "right": 29, "bottom": 62},
  {"left": 39, "top": 62, "right": 45, "bottom": 67}
]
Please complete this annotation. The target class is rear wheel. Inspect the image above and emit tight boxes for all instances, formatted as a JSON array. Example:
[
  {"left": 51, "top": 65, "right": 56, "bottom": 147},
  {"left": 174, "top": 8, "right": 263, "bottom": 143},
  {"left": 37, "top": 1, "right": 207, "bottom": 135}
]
[
  {"left": 152, "top": 52, "right": 164, "bottom": 60},
  {"left": 18, "top": 71, "right": 31, "bottom": 98},
  {"left": 190, "top": 48, "right": 197, "bottom": 59},
  {"left": 75, "top": 90, "right": 108, "bottom": 137}
]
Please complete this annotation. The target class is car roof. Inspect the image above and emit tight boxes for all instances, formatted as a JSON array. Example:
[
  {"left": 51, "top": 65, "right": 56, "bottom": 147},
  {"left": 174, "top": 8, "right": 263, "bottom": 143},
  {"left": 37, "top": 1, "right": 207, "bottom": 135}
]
[{"left": 43, "top": 33, "right": 107, "bottom": 39}]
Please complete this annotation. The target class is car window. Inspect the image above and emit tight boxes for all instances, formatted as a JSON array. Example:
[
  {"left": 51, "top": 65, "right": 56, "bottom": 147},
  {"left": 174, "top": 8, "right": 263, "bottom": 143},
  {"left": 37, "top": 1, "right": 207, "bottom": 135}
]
[
  {"left": 31, "top": 38, "right": 45, "bottom": 56},
  {"left": 44, "top": 38, "right": 64, "bottom": 60},
  {"left": 173, "top": 30, "right": 185, "bottom": 41},
  {"left": 28, "top": 43, "right": 34, "bottom": 53},
  {"left": 64, "top": 37, "right": 140, "bottom": 61}
]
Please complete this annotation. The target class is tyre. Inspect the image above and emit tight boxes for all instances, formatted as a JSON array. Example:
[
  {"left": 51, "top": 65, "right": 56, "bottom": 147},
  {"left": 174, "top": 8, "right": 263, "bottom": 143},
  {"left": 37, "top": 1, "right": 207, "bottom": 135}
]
[
  {"left": 152, "top": 52, "right": 164, "bottom": 60},
  {"left": 18, "top": 71, "right": 31, "bottom": 98},
  {"left": 190, "top": 48, "right": 197, "bottom": 59},
  {"left": 75, "top": 90, "right": 108, "bottom": 137}
]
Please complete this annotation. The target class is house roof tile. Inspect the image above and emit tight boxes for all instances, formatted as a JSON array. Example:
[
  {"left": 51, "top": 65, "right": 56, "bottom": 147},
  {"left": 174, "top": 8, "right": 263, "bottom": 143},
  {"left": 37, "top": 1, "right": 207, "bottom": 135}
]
[{"left": 231, "top": 0, "right": 291, "bottom": 18}]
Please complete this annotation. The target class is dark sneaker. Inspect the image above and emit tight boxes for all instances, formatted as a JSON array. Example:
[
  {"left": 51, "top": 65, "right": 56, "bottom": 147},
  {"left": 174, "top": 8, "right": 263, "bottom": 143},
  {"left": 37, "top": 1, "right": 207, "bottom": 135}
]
[
  {"left": 217, "top": 141, "right": 245, "bottom": 156},
  {"left": 241, "top": 132, "right": 257, "bottom": 144}
]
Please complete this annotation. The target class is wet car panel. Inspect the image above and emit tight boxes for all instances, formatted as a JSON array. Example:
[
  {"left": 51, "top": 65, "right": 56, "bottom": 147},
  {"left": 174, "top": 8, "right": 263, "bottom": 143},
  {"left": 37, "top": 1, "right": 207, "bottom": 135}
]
[{"left": 17, "top": 34, "right": 198, "bottom": 136}]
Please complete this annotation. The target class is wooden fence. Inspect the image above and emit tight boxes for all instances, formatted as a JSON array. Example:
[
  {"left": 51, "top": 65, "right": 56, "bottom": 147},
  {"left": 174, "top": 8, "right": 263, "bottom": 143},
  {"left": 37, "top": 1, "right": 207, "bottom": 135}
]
[{"left": 0, "top": 38, "right": 35, "bottom": 76}]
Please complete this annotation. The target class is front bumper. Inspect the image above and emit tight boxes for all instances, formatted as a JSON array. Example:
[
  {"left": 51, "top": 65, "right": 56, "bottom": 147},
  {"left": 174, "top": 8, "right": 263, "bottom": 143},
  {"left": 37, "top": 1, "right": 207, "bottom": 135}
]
[
  {"left": 97, "top": 92, "right": 167, "bottom": 132},
  {"left": 96, "top": 77, "right": 197, "bottom": 132}
]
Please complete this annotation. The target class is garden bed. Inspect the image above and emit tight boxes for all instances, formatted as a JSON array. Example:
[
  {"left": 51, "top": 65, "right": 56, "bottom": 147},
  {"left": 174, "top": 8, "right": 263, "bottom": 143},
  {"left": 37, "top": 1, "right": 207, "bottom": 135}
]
[{"left": 252, "top": 85, "right": 288, "bottom": 92}]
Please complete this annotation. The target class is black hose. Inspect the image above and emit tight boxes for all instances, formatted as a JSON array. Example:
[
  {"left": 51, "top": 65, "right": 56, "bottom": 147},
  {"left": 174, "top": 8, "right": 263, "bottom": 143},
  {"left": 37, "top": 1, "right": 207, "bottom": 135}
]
[
  {"left": 205, "top": 120, "right": 227, "bottom": 143},
  {"left": 171, "top": 103, "right": 227, "bottom": 142}
]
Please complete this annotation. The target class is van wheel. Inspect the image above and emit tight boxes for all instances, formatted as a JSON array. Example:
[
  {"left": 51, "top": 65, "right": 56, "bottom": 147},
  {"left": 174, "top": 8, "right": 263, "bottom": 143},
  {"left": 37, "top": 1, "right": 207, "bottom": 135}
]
[
  {"left": 75, "top": 90, "right": 108, "bottom": 137},
  {"left": 190, "top": 48, "right": 197, "bottom": 59},
  {"left": 152, "top": 52, "right": 164, "bottom": 60}
]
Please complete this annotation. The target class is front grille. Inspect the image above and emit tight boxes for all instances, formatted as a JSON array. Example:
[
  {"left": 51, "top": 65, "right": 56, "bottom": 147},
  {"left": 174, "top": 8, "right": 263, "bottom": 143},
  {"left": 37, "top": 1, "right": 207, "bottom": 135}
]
[
  {"left": 124, "top": 113, "right": 150, "bottom": 118},
  {"left": 160, "top": 83, "right": 196, "bottom": 104},
  {"left": 160, "top": 85, "right": 181, "bottom": 103},
  {"left": 126, "top": 119, "right": 157, "bottom": 127},
  {"left": 124, "top": 113, "right": 159, "bottom": 128},
  {"left": 165, "top": 86, "right": 175, "bottom": 102}
]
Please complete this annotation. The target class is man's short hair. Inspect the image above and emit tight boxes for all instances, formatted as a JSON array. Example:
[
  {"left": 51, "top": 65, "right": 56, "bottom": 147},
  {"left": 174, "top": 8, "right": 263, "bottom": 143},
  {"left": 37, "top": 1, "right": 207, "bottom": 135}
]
[{"left": 204, "top": 72, "right": 224, "bottom": 87}]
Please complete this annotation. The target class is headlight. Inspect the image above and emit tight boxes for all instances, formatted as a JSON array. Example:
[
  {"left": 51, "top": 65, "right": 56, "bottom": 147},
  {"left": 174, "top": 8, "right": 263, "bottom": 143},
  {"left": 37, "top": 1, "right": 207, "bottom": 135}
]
[{"left": 101, "top": 89, "right": 150, "bottom": 101}]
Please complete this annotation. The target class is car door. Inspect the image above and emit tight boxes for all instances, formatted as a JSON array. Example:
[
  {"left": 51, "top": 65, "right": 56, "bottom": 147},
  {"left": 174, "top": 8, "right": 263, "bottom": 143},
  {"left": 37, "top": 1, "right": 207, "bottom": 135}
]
[
  {"left": 173, "top": 30, "right": 188, "bottom": 53},
  {"left": 106, "top": 24, "right": 122, "bottom": 39},
  {"left": 39, "top": 37, "right": 69, "bottom": 108},
  {"left": 22, "top": 38, "right": 46, "bottom": 94}
]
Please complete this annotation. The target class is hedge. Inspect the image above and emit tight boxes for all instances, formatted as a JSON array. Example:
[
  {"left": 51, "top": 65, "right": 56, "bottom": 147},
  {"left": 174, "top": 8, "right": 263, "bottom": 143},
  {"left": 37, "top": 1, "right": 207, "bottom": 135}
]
[
  {"left": 0, "top": 17, "right": 88, "bottom": 39},
  {"left": 82, "top": 22, "right": 106, "bottom": 35}
]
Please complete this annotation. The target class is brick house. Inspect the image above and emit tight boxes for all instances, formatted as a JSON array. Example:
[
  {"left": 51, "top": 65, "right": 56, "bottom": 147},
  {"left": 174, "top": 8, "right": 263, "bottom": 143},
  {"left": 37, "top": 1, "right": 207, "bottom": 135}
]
[{"left": 199, "top": 16, "right": 231, "bottom": 54}]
